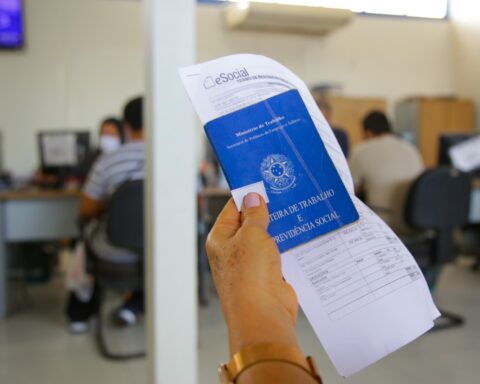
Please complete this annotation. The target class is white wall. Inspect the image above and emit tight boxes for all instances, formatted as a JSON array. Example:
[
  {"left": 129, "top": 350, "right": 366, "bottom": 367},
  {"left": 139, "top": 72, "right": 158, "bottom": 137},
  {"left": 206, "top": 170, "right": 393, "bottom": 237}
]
[
  {"left": 0, "top": 1, "right": 463, "bottom": 174},
  {"left": 451, "top": 1, "right": 480, "bottom": 130},
  {"left": 0, "top": 0, "right": 144, "bottom": 175},
  {"left": 197, "top": 4, "right": 456, "bottom": 113}
]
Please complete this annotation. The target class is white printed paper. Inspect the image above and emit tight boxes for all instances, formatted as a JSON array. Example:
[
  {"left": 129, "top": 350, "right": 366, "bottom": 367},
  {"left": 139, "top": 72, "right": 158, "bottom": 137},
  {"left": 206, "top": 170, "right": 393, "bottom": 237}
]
[
  {"left": 231, "top": 181, "right": 270, "bottom": 211},
  {"left": 179, "top": 54, "right": 439, "bottom": 377},
  {"left": 449, "top": 135, "right": 480, "bottom": 172}
]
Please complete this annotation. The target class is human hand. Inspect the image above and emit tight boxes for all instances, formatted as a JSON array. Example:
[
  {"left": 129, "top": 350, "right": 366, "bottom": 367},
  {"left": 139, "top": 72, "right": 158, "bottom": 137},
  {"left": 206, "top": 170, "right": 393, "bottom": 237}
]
[{"left": 206, "top": 193, "right": 299, "bottom": 354}]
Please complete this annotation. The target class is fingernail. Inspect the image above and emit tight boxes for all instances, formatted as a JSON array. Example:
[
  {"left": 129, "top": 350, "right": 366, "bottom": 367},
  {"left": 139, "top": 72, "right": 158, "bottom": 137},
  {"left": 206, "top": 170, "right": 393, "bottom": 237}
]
[{"left": 244, "top": 193, "right": 260, "bottom": 209}]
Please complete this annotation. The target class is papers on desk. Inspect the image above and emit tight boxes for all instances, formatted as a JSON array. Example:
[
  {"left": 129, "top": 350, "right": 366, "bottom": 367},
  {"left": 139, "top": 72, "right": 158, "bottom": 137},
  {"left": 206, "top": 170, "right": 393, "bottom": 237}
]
[
  {"left": 449, "top": 135, "right": 480, "bottom": 172},
  {"left": 179, "top": 54, "right": 440, "bottom": 377}
]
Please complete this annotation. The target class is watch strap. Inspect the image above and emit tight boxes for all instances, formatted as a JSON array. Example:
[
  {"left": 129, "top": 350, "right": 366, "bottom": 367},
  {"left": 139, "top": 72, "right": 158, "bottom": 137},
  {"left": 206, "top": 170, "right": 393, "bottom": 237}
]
[{"left": 219, "top": 343, "right": 322, "bottom": 383}]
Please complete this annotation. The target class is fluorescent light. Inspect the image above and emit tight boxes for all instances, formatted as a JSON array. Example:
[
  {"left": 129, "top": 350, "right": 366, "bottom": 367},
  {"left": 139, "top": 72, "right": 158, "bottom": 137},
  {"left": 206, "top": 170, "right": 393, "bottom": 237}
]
[{"left": 236, "top": 1, "right": 250, "bottom": 10}]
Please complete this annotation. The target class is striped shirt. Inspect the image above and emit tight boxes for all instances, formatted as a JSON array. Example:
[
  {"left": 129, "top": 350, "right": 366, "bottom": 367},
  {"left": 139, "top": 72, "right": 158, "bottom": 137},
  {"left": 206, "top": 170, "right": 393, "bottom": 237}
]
[{"left": 83, "top": 141, "right": 145, "bottom": 200}]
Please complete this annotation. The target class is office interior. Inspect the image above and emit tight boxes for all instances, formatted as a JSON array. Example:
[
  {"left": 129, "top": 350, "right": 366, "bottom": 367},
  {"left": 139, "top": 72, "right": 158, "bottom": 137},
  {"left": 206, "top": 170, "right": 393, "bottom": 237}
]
[{"left": 0, "top": 0, "right": 479, "bottom": 383}]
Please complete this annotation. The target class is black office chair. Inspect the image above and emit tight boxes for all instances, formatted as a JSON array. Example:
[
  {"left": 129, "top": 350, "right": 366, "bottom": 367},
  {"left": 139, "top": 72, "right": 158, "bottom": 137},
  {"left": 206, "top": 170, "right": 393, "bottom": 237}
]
[
  {"left": 402, "top": 167, "right": 472, "bottom": 330},
  {"left": 89, "top": 179, "right": 145, "bottom": 360}
]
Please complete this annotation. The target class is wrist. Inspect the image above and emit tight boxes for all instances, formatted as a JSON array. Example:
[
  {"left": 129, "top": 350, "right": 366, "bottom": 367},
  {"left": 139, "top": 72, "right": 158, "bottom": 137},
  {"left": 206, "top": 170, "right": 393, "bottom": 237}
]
[
  {"left": 220, "top": 343, "right": 322, "bottom": 384},
  {"left": 221, "top": 293, "right": 299, "bottom": 356}
]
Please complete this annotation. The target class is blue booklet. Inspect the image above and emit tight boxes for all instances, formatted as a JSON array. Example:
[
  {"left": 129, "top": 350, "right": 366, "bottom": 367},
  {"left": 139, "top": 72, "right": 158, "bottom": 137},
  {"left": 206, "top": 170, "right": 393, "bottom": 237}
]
[{"left": 205, "top": 89, "right": 359, "bottom": 252}]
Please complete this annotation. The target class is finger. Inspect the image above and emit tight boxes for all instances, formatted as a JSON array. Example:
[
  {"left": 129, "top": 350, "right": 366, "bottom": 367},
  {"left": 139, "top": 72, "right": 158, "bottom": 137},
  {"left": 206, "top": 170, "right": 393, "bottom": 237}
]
[
  {"left": 210, "top": 198, "right": 241, "bottom": 240},
  {"left": 241, "top": 193, "right": 269, "bottom": 230}
]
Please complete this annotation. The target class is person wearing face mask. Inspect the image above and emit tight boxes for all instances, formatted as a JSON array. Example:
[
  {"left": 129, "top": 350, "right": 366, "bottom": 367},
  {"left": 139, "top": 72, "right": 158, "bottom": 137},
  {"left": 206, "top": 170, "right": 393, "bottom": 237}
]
[
  {"left": 77, "top": 117, "right": 125, "bottom": 182},
  {"left": 98, "top": 117, "right": 124, "bottom": 154},
  {"left": 80, "top": 98, "right": 144, "bottom": 267},
  {"left": 66, "top": 99, "right": 144, "bottom": 333}
]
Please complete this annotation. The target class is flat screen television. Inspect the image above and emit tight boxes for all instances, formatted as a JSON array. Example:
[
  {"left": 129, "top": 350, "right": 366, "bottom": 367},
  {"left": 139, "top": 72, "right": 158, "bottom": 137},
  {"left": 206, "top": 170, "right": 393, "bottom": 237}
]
[{"left": 0, "top": 0, "right": 23, "bottom": 49}]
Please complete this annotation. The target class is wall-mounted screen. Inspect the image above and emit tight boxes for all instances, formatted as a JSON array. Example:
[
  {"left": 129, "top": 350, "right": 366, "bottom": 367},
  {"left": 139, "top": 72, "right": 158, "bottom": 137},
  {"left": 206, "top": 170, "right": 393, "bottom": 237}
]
[{"left": 0, "top": 0, "right": 23, "bottom": 49}]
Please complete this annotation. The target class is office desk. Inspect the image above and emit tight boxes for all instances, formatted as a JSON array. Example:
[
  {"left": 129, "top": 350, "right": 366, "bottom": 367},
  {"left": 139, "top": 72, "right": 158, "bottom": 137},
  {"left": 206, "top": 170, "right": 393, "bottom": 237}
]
[
  {"left": 196, "top": 183, "right": 480, "bottom": 300},
  {"left": 0, "top": 189, "right": 81, "bottom": 317},
  {"left": 199, "top": 181, "right": 480, "bottom": 221}
]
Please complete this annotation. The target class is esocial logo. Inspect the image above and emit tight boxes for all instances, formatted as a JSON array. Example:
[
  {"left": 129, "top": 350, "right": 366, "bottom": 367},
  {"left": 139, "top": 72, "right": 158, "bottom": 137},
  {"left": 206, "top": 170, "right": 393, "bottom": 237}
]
[
  {"left": 203, "top": 68, "right": 250, "bottom": 90},
  {"left": 203, "top": 76, "right": 216, "bottom": 89}
]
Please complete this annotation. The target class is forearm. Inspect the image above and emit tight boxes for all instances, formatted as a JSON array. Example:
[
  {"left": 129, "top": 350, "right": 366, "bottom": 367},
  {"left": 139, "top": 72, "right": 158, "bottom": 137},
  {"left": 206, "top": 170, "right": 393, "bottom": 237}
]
[
  {"left": 223, "top": 298, "right": 319, "bottom": 383},
  {"left": 79, "top": 193, "right": 104, "bottom": 219},
  {"left": 224, "top": 297, "right": 299, "bottom": 355},
  {"left": 208, "top": 197, "right": 322, "bottom": 384}
]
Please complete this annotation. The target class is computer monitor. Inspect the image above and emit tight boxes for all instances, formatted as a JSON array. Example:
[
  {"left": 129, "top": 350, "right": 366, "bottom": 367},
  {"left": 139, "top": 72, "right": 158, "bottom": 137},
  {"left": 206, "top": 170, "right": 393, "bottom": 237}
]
[
  {"left": 438, "top": 133, "right": 477, "bottom": 166},
  {"left": 38, "top": 131, "right": 91, "bottom": 182},
  {"left": 438, "top": 133, "right": 480, "bottom": 177}
]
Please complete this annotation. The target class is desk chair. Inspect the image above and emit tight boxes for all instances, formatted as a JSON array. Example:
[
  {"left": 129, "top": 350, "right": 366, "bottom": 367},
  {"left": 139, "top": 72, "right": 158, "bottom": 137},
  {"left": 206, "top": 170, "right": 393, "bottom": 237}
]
[
  {"left": 402, "top": 167, "right": 472, "bottom": 330},
  {"left": 89, "top": 179, "right": 145, "bottom": 360}
]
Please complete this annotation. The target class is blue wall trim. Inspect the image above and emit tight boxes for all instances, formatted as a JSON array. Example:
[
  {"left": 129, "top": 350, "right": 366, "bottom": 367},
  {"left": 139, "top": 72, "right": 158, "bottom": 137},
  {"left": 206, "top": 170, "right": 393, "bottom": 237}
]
[{"left": 197, "top": 0, "right": 225, "bottom": 4}]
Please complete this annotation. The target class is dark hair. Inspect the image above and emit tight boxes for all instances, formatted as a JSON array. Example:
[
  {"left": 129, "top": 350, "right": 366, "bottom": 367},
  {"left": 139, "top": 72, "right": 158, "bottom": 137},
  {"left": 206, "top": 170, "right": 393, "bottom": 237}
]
[
  {"left": 100, "top": 117, "right": 125, "bottom": 143},
  {"left": 123, "top": 96, "right": 143, "bottom": 132},
  {"left": 362, "top": 111, "right": 391, "bottom": 135}
]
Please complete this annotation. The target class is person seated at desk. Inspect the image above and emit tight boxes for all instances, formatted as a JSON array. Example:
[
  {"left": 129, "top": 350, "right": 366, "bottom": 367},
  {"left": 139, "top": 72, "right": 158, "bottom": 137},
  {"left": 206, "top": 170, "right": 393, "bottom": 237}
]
[
  {"left": 77, "top": 96, "right": 145, "bottom": 328},
  {"left": 349, "top": 111, "right": 424, "bottom": 235},
  {"left": 314, "top": 98, "right": 350, "bottom": 158},
  {"left": 78, "top": 116, "right": 125, "bottom": 180}
]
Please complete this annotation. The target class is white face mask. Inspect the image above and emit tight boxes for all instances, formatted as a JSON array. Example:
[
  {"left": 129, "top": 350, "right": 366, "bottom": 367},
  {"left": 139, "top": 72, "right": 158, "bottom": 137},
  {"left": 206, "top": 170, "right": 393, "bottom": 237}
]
[{"left": 99, "top": 135, "right": 121, "bottom": 154}]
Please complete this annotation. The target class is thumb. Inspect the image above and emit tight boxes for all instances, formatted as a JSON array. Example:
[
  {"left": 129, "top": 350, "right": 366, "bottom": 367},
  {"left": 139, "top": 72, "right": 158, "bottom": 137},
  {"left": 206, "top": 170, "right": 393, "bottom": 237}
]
[{"left": 241, "top": 193, "right": 270, "bottom": 230}]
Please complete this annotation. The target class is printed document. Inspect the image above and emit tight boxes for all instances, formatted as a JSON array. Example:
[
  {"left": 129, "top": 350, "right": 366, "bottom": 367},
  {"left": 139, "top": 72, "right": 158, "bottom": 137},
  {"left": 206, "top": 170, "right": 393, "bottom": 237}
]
[
  {"left": 179, "top": 54, "right": 440, "bottom": 377},
  {"left": 204, "top": 89, "right": 359, "bottom": 253}
]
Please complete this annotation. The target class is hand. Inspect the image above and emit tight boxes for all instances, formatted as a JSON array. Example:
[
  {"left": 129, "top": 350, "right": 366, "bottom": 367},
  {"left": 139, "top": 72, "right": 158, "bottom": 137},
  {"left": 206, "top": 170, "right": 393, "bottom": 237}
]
[{"left": 206, "top": 193, "right": 299, "bottom": 355}]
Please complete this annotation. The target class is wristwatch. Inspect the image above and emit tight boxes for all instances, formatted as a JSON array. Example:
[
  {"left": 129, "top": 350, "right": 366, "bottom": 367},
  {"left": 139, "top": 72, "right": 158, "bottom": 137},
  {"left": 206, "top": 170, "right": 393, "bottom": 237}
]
[{"left": 218, "top": 343, "right": 322, "bottom": 383}]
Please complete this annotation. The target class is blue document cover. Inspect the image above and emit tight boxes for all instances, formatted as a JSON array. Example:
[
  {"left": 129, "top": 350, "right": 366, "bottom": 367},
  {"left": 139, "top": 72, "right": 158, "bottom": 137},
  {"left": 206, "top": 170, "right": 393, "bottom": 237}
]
[{"left": 205, "top": 89, "right": 359, "bottom": 252}]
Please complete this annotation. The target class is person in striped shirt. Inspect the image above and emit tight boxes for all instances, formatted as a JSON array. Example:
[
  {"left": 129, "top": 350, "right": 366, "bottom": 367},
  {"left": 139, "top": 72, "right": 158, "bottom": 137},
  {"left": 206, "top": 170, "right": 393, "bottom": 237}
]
[{"left": 79, "top": 96, "right": 145, "bottom": 327}]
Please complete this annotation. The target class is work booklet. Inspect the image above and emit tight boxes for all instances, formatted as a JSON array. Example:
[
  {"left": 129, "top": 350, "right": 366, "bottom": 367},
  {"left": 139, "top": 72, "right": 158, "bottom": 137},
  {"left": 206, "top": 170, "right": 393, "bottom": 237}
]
[
  {"left": 179, "top": 54, "right": 440, "bottom": 377},
  {"left": 205, "top": 89, "right": 359, "bottom": 253}
]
